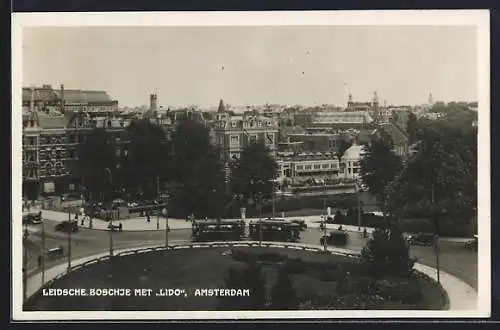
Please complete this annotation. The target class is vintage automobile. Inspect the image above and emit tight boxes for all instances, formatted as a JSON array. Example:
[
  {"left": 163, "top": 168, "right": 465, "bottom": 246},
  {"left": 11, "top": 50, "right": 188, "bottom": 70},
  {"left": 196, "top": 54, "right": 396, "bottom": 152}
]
[
  {"left": 290, "top": 219, "right": 307, "bottom": 231},
  {"left": 406, "top": 232, "right": 436, "bottom": 246},
  {"left": 55, "top": 220, "right": 79, "bottom": 233},
  {"left": 465, "top": 235, "right": 478, "bottom": 251},
  {"left": 248, "top": 218, "right": 301, "bottom": 242},
  {"left": 22, "top": 211, "right": 42, "bottom": 225},
  {"left": 45, "top": 246, "right": 64, "bottom": 259},
  {"left": 192, "top": 219, "right": 245, "bottom": 242},
  {"left": 319, "top": 229, "right": 349, "bottom": 246},
  {"left": 107, "top": 222, "right": 123, "bottom": 232}
]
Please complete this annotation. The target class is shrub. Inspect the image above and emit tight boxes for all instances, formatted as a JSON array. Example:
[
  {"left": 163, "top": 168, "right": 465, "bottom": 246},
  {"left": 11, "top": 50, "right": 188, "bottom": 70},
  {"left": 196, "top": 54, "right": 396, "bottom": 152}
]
[
  {"left": 376, "top": 277, "right": 422, "bottom": 304},
  {"left": 360, "top": 226, "right": 416, "bottom": 278},
  {"left": 268, "top": 266, "right": 299, "bottom": 310},
  {"left": 256, "top": 252, "right": 287, "bottom": 263},
  {"left": 282, "top": 257, "right": 307, "bottom": 274}
]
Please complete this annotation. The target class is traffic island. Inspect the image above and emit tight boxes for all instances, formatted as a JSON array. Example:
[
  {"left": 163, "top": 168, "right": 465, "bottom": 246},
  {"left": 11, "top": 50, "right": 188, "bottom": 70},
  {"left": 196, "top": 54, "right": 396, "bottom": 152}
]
[{"left": 24, "top": 247, "right": 447, "bottom": 311}]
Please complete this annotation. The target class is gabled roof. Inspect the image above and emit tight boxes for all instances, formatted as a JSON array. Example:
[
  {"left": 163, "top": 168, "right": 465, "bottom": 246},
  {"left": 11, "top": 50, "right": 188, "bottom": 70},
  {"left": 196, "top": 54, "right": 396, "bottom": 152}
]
[
  {"left": 53, "top": 89, "right": 87, "bottom": 104},
  {"left": 83, "top": 90, "right": 112, "bottom": 103},
  {"left": 378, "top": 122, "right": 409, "bottom": 145}
]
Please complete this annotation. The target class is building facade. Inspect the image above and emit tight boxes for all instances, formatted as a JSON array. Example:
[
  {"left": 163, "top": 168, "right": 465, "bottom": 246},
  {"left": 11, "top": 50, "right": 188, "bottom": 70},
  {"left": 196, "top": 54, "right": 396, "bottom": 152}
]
[
  {"left": 213, "top": 99, "right": 279, "bottom": 164},
  {"left": 21, "top": 85, "right": 123, "bottom": 199}
]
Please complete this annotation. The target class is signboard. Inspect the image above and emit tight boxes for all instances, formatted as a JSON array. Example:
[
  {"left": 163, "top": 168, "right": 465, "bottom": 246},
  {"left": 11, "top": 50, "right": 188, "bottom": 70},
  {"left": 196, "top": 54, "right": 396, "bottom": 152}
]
[{"left": 43, "top": 182, "right": 55, "bottom": 193}]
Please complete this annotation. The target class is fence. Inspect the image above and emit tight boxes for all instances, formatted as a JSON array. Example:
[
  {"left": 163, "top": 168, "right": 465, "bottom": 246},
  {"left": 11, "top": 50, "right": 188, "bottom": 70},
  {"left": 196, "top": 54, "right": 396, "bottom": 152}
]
[{"left": 25, "top": 241, "right": 362, "bottom": 303}]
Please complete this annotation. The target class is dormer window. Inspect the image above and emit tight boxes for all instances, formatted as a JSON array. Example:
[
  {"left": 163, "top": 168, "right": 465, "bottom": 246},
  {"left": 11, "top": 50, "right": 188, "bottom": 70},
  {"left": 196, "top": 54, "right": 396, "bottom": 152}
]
[{"left": 231, "top": 121, "right": 237, "bottom": 128}]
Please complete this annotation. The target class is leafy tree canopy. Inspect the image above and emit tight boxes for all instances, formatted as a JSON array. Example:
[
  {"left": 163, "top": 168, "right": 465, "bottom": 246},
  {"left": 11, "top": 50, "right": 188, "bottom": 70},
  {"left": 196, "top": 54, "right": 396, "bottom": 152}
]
[
  {"left": 359, "top": 131, "right": 402, "bottom": 211},
  {"left": 230, "top": 142, "right": 278, "bottom": 204}
]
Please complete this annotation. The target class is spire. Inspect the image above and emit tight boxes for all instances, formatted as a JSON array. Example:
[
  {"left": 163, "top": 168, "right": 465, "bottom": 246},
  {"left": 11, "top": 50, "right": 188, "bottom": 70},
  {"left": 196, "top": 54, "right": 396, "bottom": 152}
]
[
  {"left": 373, "top": 91, "right": 379, "bottom": 104},
  {"left": 428, "top": 92, "right": 434, "bottom": 105},
  {"left": 218, "top": 99, "right": 226, "bottom": 113}
]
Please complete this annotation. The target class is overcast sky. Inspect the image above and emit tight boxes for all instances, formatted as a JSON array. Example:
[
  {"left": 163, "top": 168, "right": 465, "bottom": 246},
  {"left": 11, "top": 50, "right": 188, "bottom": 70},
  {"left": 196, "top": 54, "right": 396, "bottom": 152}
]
[{"left": 22, "top": 26, "right": 477, "bottom": 108}]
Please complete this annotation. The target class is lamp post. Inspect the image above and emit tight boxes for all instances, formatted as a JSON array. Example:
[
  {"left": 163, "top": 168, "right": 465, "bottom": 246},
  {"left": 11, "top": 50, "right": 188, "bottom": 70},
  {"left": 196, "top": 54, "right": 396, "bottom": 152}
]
[
  {"left": 23, "top": 224, "right": 28, "bottom": 303},
  {"left": 164, "top": 193, "right": 170, "bottom": 247},
  {"left": 323, "top": 181, "right": 327, "bottom": 252},
  {"left": 356, "top": 180, "right": 362, "bottom": 231},
  {"left": 431, "top": 184, "right": 441, "bottom": 285},
  {"left": 41, "top": 217, "right": 46, "bottom": 285},
  {"left": 67, "top": 206, "right": 72, "bottom": 272},
  {"left": 156, "top": 176, "right": 160, "bottom": 230},
  {"left": 105, "top": 168, "right": 114, "bottom": 257}
]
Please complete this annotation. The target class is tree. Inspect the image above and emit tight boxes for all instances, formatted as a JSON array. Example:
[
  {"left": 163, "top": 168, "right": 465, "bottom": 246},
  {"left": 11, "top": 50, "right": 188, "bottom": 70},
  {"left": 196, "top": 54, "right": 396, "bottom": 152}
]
[
  {"left": 122, "top": 119, "right": 171, "bottom": 200},
  {"left": 359, "top": 131, "right": 402, "bottom": 212},
  {"left": 360, "top": 225, "right": 416, "bottom": 278},
  {"left": 230, "top": 142, "right": 278, "bottom": 206},
  {"left": 170, "top": 119, "right": 227, "bottom": 219},
  {"left": 268, "top": 266, "right": 299, "bottom": 310},
  {"left": 217, "top": 261, "right": 267, "bottom": 310},
  {"left": 386, "top": 122, "right": 477, "bottom": 229},
  {"left": 77, "top": 128, "right": 117, "bottom": 203},
  {"left": 335, "top": 137, "right": 352, "bottom": 161}
]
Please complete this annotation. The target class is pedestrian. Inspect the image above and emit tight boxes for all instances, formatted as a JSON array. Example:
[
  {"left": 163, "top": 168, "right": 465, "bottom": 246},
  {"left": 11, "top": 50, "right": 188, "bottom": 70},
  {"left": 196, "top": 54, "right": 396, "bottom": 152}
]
[
  {"left": 363, "top": 228, "right": 368, "bottom": 238},
  {"left": 119, "top": 222, "right": 123, "bottom": 232},
  {"left": 74, "top": 213, "right": 79, "bottom": 222},
  {"left": 81, "top": 217, "right": 85, "bottom": 226}
]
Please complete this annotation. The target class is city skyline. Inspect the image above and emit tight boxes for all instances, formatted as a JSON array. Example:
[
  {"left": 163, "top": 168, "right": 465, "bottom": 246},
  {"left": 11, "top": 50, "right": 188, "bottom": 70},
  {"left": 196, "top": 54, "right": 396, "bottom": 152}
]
[{"left": 23, "top": 25, "right": 477, "bottom": 108}]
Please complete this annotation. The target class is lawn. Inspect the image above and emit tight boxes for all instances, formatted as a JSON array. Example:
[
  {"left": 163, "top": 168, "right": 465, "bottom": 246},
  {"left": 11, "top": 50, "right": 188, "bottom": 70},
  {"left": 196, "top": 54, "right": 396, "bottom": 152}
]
[{"left": 24, "top": 247, "right": 447, "bottom": 311}]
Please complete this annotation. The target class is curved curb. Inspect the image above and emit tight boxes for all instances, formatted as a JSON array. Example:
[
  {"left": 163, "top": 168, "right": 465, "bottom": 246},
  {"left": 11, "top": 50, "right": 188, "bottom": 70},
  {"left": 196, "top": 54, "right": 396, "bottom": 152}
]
[{"left": 23, "top": 241, "right": 476, "bottom": 312}]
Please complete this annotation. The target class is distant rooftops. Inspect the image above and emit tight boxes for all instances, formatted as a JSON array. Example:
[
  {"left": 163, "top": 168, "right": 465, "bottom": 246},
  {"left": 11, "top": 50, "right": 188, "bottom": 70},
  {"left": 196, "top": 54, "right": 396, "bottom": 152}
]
[{"left": 22, "top": 85, "right": 115, "bottom": 104}]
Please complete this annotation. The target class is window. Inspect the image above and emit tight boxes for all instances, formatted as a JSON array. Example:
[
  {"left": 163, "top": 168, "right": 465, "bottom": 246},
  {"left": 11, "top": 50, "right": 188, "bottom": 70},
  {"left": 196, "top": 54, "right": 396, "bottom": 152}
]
[
  {"left": 231, "top": 121, "right": 237, "bottom": 128},
  {"left": 230, "top": 135, "right": 239, "bottom": 143},
  {"left": 322, "top": 164, "right": 330, "bottom": 169},
  {"left": 266, "top": 120, "right": 271, "bottom": 127},
  {"left": 296, "top": 165, "right": 304, "bottom": 170},
  {"left": 258, "top": 121, "right": 263, "bottom": 128},
  {"left": 305, "top": 165, "right": 312, "bottom": 170},
  {"left": 314, "top": 164, "right": 321, "bottom": 169}
]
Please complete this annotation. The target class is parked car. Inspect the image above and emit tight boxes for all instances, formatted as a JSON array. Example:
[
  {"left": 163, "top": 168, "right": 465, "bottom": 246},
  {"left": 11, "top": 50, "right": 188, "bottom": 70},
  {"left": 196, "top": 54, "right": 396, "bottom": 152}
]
[
  {"left": 406, "top": 232, "right": 435, "bottom": 246},
  {"left": 465, "top": 235, "right": 478, "bottom": 251},
  {"left": 55, "top": 220, "right": 79, "bottom": 233},
  {"left": 23, "top": 211, "right": 42, "bottom": 224},
  {"left": 320, "top": 230, "right": 349, "bottom": 246}
]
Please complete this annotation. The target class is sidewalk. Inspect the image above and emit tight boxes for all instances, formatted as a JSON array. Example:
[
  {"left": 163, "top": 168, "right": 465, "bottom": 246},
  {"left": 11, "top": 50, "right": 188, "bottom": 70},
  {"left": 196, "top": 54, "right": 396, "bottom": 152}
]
[{"left": 39, "top": 209, "right": 193, "bottom": 231}]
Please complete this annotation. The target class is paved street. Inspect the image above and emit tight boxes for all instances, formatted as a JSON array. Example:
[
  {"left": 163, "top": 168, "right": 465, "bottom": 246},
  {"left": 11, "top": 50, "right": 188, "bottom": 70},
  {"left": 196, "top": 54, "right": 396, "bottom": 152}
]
[{"left": 24, "top": 213, "right": 478, "bottom": 291}]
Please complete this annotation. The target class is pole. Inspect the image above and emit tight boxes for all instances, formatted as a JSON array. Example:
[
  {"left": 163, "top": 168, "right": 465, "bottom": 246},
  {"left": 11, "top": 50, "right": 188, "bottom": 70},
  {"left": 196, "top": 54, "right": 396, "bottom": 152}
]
[
  {"left": 23, "top": 225, "right": 28, "bottom": 303},
  {"left": 431, "top": 184, "right": 440, "bottom": 284},
  {"left": 67, "top": 207, "right": 72, "bottom": 272},
  {"left": 165, "top": 195, "right": 169, "bottom": 247},
  {"left": 156, "top": 176, "right": 160, "bottom": 230},
  {"left": 357, "top": 182, "right": 361, "bottom": 231},
  {"left": 272, "top": 181, "right": 276, "bottom": 218},
  {"left": 41, "top": 218, "right": 45, "bottom": 285},
  {"left": 323, "top": 182, "right": 327, "bottom": 252},
  {"left": 258, "top": 196, "right": 262, "bottom": 247}
]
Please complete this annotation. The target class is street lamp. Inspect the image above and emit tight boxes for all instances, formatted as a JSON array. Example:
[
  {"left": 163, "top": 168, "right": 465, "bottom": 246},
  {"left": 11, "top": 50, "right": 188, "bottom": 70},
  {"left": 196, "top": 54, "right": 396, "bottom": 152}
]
[
  {"left": 67, "top": 206, "right": 72, "bottom": 271},
  {"left": 22, "top": 223, "right": 29, "bottom": 303},
  {"left": 104, "top": 167, "right": 114, "bottom": 257},
  {"left": 355, "top": 180, "right": 362, "bottom": 231}
]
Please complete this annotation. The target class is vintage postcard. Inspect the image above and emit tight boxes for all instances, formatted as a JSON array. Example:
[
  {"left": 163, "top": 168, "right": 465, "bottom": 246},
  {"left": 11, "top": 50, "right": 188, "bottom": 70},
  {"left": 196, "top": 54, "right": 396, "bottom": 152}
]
[{"left": 11, "top": 10, "right": 490, "bottom": 320}]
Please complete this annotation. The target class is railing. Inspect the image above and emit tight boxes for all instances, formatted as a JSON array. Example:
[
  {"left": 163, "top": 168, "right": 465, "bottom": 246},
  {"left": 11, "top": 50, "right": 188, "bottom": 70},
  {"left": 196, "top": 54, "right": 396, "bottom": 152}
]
[{"left": 25, "top": 241, "right": 363, "bottom": 304}]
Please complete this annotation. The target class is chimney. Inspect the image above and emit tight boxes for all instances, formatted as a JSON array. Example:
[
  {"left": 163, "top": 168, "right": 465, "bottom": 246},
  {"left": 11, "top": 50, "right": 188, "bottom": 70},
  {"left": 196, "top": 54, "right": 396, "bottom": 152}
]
[{"left": 60, "top": 84, "right": 65, "bottom": 113}]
